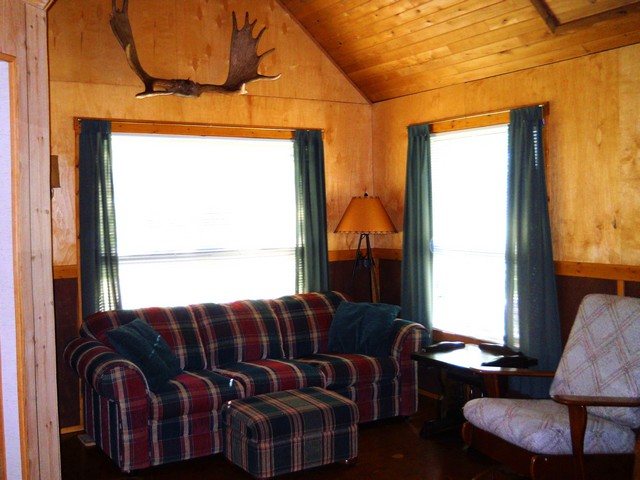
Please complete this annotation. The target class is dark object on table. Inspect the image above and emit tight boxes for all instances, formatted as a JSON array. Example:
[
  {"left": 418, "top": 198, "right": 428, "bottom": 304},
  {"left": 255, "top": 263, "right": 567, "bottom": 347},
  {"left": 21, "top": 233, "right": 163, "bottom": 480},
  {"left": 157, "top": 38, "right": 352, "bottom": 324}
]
[
  {"left": 478, "top": 343, "right": 519, "bottom": 356},
  {"left": 481, "top": 354, "right": 538, "bottom": 368},
  {"left": 422, "top": 341, "right": 466, "bottom": 353}
]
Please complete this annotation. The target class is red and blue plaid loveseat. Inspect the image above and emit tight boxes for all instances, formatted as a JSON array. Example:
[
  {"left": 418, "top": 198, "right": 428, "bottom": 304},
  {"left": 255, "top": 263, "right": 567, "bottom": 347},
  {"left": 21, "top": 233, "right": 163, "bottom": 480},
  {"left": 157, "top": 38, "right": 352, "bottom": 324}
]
[{"left": 64, "top": 291, "right": 427, "bottom": 472}]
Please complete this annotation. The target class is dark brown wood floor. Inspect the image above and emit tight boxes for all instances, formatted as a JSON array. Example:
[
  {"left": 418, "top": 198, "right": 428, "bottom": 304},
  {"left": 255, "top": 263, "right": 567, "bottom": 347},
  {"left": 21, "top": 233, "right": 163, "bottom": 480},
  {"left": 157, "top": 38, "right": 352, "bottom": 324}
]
[{"left": 60, "top": 397, "right": 513, "bottom": 480}]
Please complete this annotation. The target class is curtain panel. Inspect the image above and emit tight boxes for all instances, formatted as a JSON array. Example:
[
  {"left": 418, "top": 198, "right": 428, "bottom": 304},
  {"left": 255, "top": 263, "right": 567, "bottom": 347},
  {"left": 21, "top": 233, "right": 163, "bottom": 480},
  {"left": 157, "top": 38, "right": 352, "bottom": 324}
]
[
  {"left": 401, "top": 124, "right": 433, "bottom": 336},
  {"left": 505, "top": 106, "right": 562, "bottom": 398},
  {"left": 79, "top": 119, "right": 122, "bottom": 317},
  {"left": 294, "top": 130, "right": 329, "bottom": 293}
]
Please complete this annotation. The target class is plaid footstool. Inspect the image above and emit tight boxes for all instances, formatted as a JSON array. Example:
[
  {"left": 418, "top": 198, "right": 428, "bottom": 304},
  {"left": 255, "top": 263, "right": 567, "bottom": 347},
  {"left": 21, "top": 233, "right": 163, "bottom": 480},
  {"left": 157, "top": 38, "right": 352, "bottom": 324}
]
[{"left": 222, "top": 387, "right": 359, "bottom": 478}]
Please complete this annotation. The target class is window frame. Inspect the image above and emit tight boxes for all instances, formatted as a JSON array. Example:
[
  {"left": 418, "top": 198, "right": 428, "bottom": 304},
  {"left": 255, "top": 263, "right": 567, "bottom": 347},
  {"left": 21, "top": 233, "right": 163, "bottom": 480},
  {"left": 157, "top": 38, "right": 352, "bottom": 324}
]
[
  {"left": 74, "top": 119, "right": 299, "bottom": 310},
  {"left": 428, "top": 110, "right": 510, "bottom": 344},
  {"left": 426, "top": 105, "right": 550, "bottom": 344}
]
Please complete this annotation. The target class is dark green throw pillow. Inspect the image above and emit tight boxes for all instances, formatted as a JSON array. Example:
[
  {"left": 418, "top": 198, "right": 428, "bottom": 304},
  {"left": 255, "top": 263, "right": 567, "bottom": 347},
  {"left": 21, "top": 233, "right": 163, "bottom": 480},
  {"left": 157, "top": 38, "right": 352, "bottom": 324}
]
[
  {"left": 328, "top": 302, "right": 401, "bottom": 357},
  {"left": 106, "top": 318, "right": 182, "bottom": 392}
]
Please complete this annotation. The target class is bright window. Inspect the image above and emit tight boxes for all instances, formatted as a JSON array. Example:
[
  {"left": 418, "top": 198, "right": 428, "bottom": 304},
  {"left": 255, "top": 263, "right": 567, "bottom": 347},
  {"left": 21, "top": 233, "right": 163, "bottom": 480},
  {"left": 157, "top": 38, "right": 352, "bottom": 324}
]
[
  {"left": 430, "top": 124, "right": 508, "bottom": 342},
  {"left": 111, "top": 133, "right": 296, "bottom": 309}
]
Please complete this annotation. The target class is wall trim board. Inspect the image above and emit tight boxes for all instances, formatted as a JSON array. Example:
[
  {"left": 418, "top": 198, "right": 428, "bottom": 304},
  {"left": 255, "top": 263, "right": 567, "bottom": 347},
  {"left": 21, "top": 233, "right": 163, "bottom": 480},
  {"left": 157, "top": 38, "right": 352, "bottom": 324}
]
[
  {"left": 430, "top": 111, "right": 510, "bottom": 134},
  {"left": 55, "top": 254, "right": 640, "bottom": 281},
  {"left": 407, "top": 102, "right": 550, "bottom": 129},
  {"left": 52, "top": 264, "right": 77, "bottom": 279},
  {"left": 73, "top": 118, "right": 322, "bottom": 138},
  {"left": 554, "top": 261, "right": 640, "bottom": 282},
  {"left": 373, "top": 248, "right": 640, "bottom": 282}
]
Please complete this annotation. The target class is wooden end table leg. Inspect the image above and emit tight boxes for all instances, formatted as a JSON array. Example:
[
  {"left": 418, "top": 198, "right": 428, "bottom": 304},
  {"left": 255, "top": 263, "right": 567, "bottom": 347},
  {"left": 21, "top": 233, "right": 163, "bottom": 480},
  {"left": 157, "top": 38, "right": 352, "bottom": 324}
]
[{"left": 482, "top": 374, "right": 503, "bottom": 398}]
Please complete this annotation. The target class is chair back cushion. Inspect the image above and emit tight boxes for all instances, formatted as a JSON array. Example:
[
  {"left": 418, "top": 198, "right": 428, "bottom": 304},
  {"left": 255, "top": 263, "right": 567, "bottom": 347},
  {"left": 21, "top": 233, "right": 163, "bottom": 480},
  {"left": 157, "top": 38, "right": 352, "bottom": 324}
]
[
  {"left": 191, "top": 300, "right": 285, "bottom": 367},
  {"left": 81, "top": 306, "right": 207, "bottom": 370},
  {"left": 550, "top": 294, "right": 640, "bottom": 428},
  {"left": 269, "top": 292, "right": 347, "bottom": 358}
]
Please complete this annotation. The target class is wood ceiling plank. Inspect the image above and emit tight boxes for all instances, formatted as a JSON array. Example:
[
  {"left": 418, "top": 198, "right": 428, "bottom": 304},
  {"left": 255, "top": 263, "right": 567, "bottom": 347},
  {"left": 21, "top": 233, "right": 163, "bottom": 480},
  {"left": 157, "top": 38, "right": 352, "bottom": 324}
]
[
  {"left": 353, "top": 17, "right": 546, "bottom": 85},
  {"left": 281, "top": 0, "right": 346, "bottom": 18},
  {"left": 366, "top": 12, "right": 640, "bottom": 100},
  {"left": 340, "top": 0, "right": 518, "bottom": 72},
  {"left": 328, "top": 0, "right": 505, "bottom": 61},
  {"left": 346, "top": 7, "right": 539, "bottom": 80},
  {"left": 296, "top": 0, "right": 395, "bottom": 24},
  {"left": 305, "top": 0, "right": 462, "bottom": 42}
]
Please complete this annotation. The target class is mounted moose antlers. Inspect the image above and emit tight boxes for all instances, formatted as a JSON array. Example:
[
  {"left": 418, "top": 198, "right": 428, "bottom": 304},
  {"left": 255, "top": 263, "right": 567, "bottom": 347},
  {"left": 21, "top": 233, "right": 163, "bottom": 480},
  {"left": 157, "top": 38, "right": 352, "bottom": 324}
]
[{"left": 109, "top": 0, "right": 281, "bottom": 98}]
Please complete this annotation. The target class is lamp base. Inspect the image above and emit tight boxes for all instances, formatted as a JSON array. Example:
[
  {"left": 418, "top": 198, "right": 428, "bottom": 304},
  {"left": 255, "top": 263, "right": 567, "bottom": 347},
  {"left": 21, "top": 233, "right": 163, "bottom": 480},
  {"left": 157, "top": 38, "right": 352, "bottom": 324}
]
[{"left": 350, "top": 233, "right": 380, "bottom": 303}]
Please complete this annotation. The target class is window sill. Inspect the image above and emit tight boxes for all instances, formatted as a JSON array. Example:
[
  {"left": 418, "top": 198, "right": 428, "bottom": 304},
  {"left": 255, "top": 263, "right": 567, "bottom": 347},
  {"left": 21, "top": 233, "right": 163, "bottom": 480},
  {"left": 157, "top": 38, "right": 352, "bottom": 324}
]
[{"left": 431, "top": 328, "right": 499, "bottom": 346}]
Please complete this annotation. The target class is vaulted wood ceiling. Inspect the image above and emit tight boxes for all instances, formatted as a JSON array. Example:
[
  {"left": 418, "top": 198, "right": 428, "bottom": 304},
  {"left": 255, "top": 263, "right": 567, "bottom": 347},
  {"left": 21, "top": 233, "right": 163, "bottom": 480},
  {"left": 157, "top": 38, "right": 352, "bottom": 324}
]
[{"left": 279, "top": 0, "right": 640, "bottom": 102}]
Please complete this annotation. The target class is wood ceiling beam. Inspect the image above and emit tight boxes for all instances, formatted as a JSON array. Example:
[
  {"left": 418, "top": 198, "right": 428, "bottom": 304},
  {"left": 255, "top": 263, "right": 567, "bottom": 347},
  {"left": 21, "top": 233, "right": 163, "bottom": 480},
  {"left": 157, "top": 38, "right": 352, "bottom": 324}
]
[
  {"left": 554, "top": 2, "right": 640, "bottom": 34},
  {"left": 529, "top": 0, "right": 559, "bottom": 33}
]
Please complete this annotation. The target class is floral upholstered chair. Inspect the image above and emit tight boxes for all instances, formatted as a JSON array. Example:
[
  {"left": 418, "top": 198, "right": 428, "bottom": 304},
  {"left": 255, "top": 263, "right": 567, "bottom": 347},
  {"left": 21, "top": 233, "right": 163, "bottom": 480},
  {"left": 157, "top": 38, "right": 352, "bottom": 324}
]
[{"left": 462, "top": 294, "right": 640, "bottom": 480}]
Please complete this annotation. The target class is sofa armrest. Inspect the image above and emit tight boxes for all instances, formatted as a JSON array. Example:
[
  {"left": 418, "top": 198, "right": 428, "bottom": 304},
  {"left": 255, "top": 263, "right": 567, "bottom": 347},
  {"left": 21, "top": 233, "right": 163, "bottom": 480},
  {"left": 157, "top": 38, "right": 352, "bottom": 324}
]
[
  {"left": 389, "top": 319, "right": 429, "bottom": 416},
  {"left": 390, "top": 319, "right": 429, "bottom": 360},
  {"left": 64, "top": 336, "right": 149, "bottom": 401}
]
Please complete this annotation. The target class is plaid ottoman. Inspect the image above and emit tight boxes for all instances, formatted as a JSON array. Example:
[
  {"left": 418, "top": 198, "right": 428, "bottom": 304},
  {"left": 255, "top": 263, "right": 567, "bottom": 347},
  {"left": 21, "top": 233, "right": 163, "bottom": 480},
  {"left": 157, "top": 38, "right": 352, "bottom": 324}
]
[{"left": 222, "top": 387, "right": 359, "bottom": 478}]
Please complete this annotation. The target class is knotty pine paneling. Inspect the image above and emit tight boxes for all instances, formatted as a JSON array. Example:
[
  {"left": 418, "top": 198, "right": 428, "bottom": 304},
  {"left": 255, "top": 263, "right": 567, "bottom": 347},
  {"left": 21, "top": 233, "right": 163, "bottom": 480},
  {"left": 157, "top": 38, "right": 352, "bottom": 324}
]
[
  {"left": 48, "top": 0, "right": 372, "bottom": 267},
  {"left": 372, "top": 44, "right": 640, "bottom": 266}
]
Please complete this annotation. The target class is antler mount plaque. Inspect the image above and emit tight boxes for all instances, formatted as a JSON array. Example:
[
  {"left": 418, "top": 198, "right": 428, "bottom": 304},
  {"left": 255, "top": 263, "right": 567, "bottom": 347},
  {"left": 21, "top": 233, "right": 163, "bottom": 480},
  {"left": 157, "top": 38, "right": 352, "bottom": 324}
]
[{"left": 110, "top": 0, "right": 281, "bottom": 98}]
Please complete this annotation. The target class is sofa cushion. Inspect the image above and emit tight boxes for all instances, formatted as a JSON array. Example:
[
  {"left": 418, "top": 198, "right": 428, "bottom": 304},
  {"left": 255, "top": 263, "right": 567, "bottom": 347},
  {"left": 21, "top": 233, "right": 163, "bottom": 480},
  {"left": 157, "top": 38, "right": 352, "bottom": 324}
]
[
  {"left": 269, "top": 291, "right": 347, "bottom": 358},
  {"left": 106, "top": 318, "right": 183, "bottom": 392},
  {"left": 328, "top": 302, "right": 401, "bottom": 357},
  {"left": 296, "top": 353, "right": 399, "bottom": 389},
  {"left": 149, "top": 370, "right": 242, "bottom": 420},
  {"left": 213, "top": 359, "right": 325, "bottom": 397},
  {"left": 82, "top": 306, "right": 207, "bottom": 370},
  {"left": 463, "top": 398, "right": 636, "bottom": 455},
  {"left": 192, "top": 300, "right": 285, "bottom": 368}
]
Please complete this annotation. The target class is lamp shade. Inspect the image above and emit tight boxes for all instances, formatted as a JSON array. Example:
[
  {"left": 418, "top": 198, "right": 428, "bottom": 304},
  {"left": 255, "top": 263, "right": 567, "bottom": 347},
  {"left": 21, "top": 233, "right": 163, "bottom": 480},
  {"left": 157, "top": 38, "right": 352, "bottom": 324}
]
[{"left": 334, "top": 194, "right": 397, "bottom": 234}]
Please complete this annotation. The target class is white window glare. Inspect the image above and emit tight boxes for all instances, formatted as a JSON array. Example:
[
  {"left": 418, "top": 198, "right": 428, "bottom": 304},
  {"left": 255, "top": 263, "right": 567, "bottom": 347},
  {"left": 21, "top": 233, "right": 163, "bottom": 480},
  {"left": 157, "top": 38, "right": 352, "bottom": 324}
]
[
  {"left": 111, "top": 133, "right": 297, "bottom": 308},
  {"left": 430, "top": 124, "right": 509, "bottom": 343}
]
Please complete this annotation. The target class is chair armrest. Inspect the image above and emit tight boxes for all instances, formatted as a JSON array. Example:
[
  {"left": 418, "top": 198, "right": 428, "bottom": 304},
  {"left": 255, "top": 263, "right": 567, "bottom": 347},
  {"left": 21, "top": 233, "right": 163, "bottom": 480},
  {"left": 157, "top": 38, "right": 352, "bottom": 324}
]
[
  {"left": 64, "top": 336, "right": 149, "bottom": 401},
  {"left": 389, "top": 319, "right": 429, "bottom": 359},
  {"left": 550, "top": 393, "right": 640, "bottom": 479},
  {"left": 552, "top": 394, "right": 640, "bottom": 408}
]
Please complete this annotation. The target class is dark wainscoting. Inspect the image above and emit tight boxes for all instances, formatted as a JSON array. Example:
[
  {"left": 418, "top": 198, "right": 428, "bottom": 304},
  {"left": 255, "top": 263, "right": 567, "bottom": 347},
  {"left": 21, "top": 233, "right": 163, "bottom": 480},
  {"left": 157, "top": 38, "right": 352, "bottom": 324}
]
[
  {"left": 379, "top": 259, "right": 402, "bottom": 306},
  {"left": 329, "top": 259, "right": 375, "bottom": 302},
  {"left": 555, "top": 275, "right": 618, "bottom": 343},
  {"left": 54, "top": 277, "right": 81, "bottom": 430}
]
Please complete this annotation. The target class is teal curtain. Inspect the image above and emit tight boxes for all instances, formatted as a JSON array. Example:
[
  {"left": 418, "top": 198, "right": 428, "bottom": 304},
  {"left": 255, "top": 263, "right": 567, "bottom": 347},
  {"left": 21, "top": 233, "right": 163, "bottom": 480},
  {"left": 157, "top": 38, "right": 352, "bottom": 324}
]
[
  {"left": 79, "top": 120, "right": 122, "bottom": 316},
  {"left": 505, "top": 106, "right": 561, "bottom": 398},
  {"left": 294, "top": 130, "right": 329, "bottom": 293},
  {"left": 401, "top": 124, "right": 432, "bottom": 336}
]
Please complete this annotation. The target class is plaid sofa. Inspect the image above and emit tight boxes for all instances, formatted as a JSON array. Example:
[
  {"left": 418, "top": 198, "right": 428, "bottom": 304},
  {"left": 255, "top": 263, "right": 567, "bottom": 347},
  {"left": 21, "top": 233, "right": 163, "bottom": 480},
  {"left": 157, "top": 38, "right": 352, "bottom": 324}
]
[{"left": 64, "top": 291, "right": 428, "bottom": 472}]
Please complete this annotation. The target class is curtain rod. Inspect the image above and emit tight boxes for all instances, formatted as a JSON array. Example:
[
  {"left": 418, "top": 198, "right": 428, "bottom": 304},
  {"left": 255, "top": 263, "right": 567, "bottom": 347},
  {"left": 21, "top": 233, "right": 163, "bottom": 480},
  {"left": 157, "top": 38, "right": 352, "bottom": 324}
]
[{"left": 406, "top": 102, "right": 550, "bottom": 128}]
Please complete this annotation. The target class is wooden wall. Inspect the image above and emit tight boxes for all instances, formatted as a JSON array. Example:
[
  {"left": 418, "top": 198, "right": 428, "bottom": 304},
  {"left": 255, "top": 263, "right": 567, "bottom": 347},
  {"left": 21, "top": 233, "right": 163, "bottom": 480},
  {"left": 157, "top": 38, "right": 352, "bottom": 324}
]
[
  {"left": 48, "top": 0, "right": 372, "bottom": 268},
  {"left": 372, "top": 43, "right": 640, "bottom": 266},
  {"left": 1, "top": 1, "right": 60, "bottom": 478}
]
